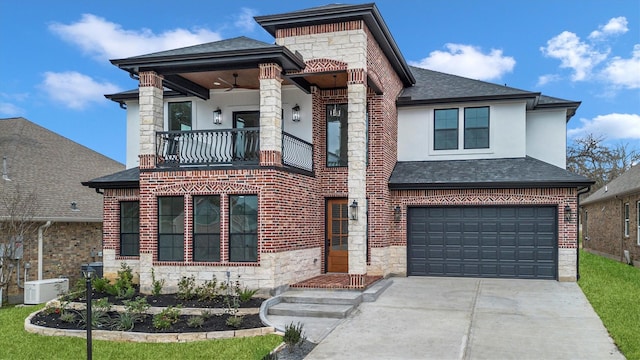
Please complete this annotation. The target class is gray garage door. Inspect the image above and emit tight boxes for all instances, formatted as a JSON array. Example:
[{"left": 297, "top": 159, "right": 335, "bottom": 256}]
[{"left": 408, "top": 206, "right": 557, "bottom": 279}]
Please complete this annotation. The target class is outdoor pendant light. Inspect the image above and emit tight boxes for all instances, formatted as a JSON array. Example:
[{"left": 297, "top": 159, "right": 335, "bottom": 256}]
[{"left": 292, "top": 104, "right": 301, "bottom": 122}]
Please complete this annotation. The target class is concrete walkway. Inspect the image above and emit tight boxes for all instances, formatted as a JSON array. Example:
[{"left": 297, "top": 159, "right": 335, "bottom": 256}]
[{"left": 306, "top": 277, "right": 624, "bottom": 360}]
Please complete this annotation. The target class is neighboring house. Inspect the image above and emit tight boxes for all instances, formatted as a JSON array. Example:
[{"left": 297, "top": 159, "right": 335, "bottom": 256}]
[
  {"left": 581, "top": 165, "right": 640, "bottom": 266},
  {"left": 0, "top": 117, "right": 124, "bottom": 303},
  {"left": 83, "top": 3, "right": 592, "bottom": 294}
]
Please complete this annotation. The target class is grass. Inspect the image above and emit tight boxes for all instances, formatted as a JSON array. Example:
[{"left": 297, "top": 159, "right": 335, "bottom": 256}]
[
  {"left": 579, "top": 250, "right": 640, "bottom": 360},
  {"left": 0, "top": 305, "right": 281, "bottom": 360}
]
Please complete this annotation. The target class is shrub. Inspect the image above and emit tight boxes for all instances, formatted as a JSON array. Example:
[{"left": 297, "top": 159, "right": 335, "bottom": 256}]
[
  {"left": 78, "top": 299, "right": 112, "bottom": 330},
  {"left": 123, "top": 296, "right": 149, "bottom": 322},
  {"left": 196, "top": 277, "right": 218, "bottom": 301},
  {"left": 177, "top": 275, "right": 197, "bottom": 300},
  {"left": 59, "top": 311, "right": 76, "bottom": 323},
  {"left": 111, "top": 312, "right": 136, "bottom": 331},
  {"left": 187, "top": 316, "right": 204, "bottom": 328},
  {"left": 238, "top": 287, "right": 258, "bottom": 303},
  {"left": 200, "top": 310, "right": 213, "bottom": 319},
  {"left": 152, "top": 306, "right": 181, "bottom": 330},
  {"left": 225, "top": 315, "right": 243, "bottom": 328},
  {"left": 92, "top": 277, "right": 110, "bottom": 293},
  {"left": 283, "top": 322, "right": 305, "bottom": 351},
  {"left": 151, "top": 268, "right": 165, "bottom": 296}
]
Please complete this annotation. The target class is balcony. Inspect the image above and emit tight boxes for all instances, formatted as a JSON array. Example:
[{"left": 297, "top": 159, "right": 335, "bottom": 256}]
[{"left": 155, "top": 129, "right": 313, "bottom": 172}]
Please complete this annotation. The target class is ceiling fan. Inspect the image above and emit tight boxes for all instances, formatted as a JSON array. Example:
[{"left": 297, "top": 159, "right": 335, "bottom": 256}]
[{"left": 217, "top": 73, "right": 256, "bottom": 91}]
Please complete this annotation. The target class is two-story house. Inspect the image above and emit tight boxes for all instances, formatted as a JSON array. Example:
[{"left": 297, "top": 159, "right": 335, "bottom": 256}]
[{"left": 83, "top": 3, "right": 592, "bottom": 294}]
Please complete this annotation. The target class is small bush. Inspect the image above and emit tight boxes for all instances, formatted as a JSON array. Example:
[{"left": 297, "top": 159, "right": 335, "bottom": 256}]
[
  {"left": 197, "top": 277, "right": 218, "bottom": 301},
  {"left": 151, "top": 268, "right": 165, "bottom": 296},
  {"left": 123, "top": 296, "right": 149, "bottom": 321},
  {"left": 283, "top": 322, "right": 305, "bottom": 351},
  {"left": 78, "top": 299, "right": 111, "bottom": 330},
  {"left": 152, "top": 306, "right": 181, "bottom": 330},
  {"left": 92, "top": 277, "right": 110, "bottom": 293},
  {"left": 200, "top": 310, "right": 213, "bottom": 319},
  {"left": 225, "top": 315, "right": 243, "bottom": 329},
  {"left": 111, "top": 312, "right": 136, "bottom": 331},
  {"left": 238, "top": 287, "right": 258, "bottom": 303},
  {"left": 59, "top": 311, "right": 76, "bottom": 323},
  {"left": 187, "top": 316, "right": 204, "bottom": 328},
  {"left": 177, "top": 275, "right": 197, "bottom": 300}
]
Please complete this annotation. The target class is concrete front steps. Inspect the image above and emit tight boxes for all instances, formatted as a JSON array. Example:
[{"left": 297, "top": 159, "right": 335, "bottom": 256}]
[{"left": 260, "top": 278, "right": 392, "bottom": 342}]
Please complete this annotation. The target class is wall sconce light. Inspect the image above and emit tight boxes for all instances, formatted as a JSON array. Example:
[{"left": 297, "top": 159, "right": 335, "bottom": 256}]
[
  {"left": 564, "top": 204, "right": 572, "bottom": 222},
  {"left": 213, "top": 108, "right": 222, "bottom": 125},
  {"left": 292, "top": 104, "right": 301, "bottom": 122},
  {"left": 394, "top": 206, "right": 401, "bottom": 221},
  {"left": 349, "top": 200, "right": 359, "bottom": 221}
]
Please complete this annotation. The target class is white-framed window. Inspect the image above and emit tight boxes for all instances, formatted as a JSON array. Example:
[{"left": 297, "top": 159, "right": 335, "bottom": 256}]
[
  {"left": 624, "top": 202, "right": 630, "bottom": 237},
  {"left": 637, "top": 201, "right": 640, "bottom": 245}
]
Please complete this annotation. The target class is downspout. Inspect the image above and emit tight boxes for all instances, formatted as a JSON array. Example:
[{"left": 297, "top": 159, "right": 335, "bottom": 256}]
[
  {"left": 576, "top": 186, "right": 591, "bottom": 281},
  {"left": 38, "top": 221, "right": 52, "bottom": 280}
]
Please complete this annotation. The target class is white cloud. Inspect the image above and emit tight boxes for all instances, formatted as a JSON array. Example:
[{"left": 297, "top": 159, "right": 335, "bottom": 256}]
[
  {"left": 235, "top": 8, "right": 257, "bottom": 32},
  {"left": 540, "top": 31, "right": 608, "bottom": 81},
  {"left": 589, "top": 16, "right": 629, "bottom": 39},
  {"left": 601, "top": 44, "right": 640, "bottom": 89},
  {"left": 40, "top": 71, "right": 121, "bottom": 110},
  {"left": 410, "top": 43, "right": 515, "bottom": 81},
  {"left": 537, "top": 74, "right": 562, "bottom": 86},
  {"left": 568, "top": 113, "right": 640, "bottom": 140},
  {"left": 0, "top": 102, "right": 24, "bottom": 116},
  {"left": 49, "top": 14, "right": 222, "bottom": 60}
]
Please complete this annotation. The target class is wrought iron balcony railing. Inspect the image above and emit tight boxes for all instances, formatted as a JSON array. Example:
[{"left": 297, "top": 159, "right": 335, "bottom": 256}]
[{"left": 282, "top": 132, "right": 313, "bottom": 172}]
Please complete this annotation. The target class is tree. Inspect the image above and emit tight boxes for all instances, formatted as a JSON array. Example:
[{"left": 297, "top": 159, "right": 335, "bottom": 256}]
[
  {"left": 0, "top": 184, "right": 39, "bottom": 305},
  {"left": 567, "top": 134, "right": 640, "bottom": 193}
]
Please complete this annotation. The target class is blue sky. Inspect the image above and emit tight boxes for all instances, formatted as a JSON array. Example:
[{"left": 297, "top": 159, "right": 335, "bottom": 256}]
[{"left": 1, "top": 0, "right": 638, "bottom": 164}]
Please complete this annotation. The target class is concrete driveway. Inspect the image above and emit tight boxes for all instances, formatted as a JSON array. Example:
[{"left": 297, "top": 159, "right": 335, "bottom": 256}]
[{"left": 306, "top": 277, "right": 623, "bottom": 360}]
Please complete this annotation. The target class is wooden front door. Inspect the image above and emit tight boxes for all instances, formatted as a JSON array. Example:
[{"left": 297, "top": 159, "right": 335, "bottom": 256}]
[{"left": 327, "top": 198, "right": 349, "bottom": 273}]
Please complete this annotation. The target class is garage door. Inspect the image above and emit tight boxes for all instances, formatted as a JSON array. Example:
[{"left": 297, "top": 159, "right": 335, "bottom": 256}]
[{"left": 408, "top": 206, "right": 557, "bottom": 279}]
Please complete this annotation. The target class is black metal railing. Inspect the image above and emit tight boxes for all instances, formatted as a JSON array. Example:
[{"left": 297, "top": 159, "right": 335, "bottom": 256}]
[
  {"left": 282, "top": 131, "right": 313, "bottom": 172},
  {"left": 156, "top": 128, "right": 260, "bottom": 167}
]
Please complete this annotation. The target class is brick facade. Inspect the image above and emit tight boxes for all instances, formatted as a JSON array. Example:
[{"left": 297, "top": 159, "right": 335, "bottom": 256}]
[{"left": 583, "top": 193, "right": 640, "bottom": 266}]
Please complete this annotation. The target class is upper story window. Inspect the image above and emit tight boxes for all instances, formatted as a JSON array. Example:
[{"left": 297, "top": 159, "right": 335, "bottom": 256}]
[
  {"left": 168, "top": 101, "right": 192, "bottom": 131},
  {"left": 120, "top": 201, "right": 139, "bottom": 256},
  {"left": 158, "top": 196, "right": 184, "bottom": 261},
  {"left": 193, "top": 196, "right": 221, "bottom": 262},
  {"left": 327, "top": 104, "right": 348, "bottom": 167},
  {"left": 434, "top": 109, "right": 459, "bottom": 150},
  {"left": 464, "top": 107, "right": 489, "bottom": 149},
  {"left": 434, "top": 106, "right": 490, "bottom": 151}
]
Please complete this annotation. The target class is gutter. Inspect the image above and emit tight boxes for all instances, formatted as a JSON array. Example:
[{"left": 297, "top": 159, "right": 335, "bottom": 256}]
[
  {"left": 576, "top": 186, "right": 591, "bottom": 280},
  {"left": 37, "top": 221, "right": 52, "bottom": 280}
]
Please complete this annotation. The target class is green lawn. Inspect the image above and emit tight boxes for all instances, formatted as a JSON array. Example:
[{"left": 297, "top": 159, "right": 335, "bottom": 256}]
[
  {"left": 579, "top": 250, "right": 640, "bottom": 360},
  {"left": 0, "top": 305, "right": 281, "bottom": 360}
]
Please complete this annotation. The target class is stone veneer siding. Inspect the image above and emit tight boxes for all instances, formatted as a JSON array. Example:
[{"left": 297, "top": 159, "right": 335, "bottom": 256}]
[
  {"left": 391, "top": 188, "right": 579, "bottom": 281},
  {"left": 583, "top": 192, "right": 640, "bottom": 265},
  {"left": 5, "top": 222, "right": 102, "bottom": 302}
]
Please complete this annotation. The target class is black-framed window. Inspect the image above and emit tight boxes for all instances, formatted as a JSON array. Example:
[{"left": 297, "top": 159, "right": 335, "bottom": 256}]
[
  {"left": 120, "top": 201, "right": 139, "bottom": 256},
  {"left": 229, "top": 195, "right": 258, "bottom": 262},
  {"left": 193, "top": 196, "right": 220, "bottom": 262},
  {"left": 327, "top": 104, "right": 348, "bottom": 167},
  {"left": 158, "top": 197, "right": 184, "bottom": 261},
  {"left": 434, "top": 108, "right": 458, "bottom": 150},
  {"left": 168, "top": 101, "right": 192, "bottom": 131},
  {"left": 624, "top": 202, "right": 630, "bottom": 237},
  {"left": 464, "top": 107, "right": 489, "bottom": 149}
]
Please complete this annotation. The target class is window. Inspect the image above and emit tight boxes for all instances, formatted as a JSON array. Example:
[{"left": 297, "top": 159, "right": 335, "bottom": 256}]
[
  {"left": 193, "top": 196, "right": 220, "bottom": 262},
  {"left": 168, "top": 102, "right": 192, "bottom": 131},
  {"left": 120, "top": 201, "right": 139, "bottom": 256},
  {"left": 637, "top": 201, "right": 640, "bottom": 245},
  {"left": 464, "top": 107, "right": 489, "bottom": 149},
  {"left": 624, "top": 202, "right": 630, "bottom": 237},
  {"left": 327, "top": 104, "right": 348, "bottom": 167},
  {"left": 434, "top": 109, "right": 458, "bottom": 150},
  {"left": 158, "top": 197, "right": 184, "bottom": 261},
  {"left": 229, "top": 195, "right": 258, "bottom": 262}
]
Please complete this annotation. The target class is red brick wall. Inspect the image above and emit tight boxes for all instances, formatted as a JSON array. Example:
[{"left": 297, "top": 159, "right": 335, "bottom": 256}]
[{"left": 583, "top": 192, "right": 640, "bottom": 263}]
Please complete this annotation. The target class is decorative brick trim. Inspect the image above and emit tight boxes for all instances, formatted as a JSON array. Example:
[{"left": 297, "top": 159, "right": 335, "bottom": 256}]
[
  {"left": 275, "top": 20, "right": 364, "bottom": 38},
  {"left": 347, "top": 68, "right": 366, "bottom": 85},
  {"left": 153, "top": 181, "right": 260, "bottom": 195},
  {"left": 287, "top": 58, "right": 347, "bottom": 75},
  {"left": 348, "top": 273, "right": 366, "bottom": 288},
  {"left": 259, "top": 63, "right": 283, "bottom": 80},
  {"left": 138, "top": 71, "right": 163, "bottom": 89},
  {"left": 139, "top": 154, "right": 155, "bottom": 169},
  {"left": 259, "top": 150, "right": 282, "bottom": 167}
]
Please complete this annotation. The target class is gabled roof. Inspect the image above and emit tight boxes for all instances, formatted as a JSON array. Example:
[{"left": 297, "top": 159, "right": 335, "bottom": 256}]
[
  {"left": 0, "top": 117, "right": 124, "bottom": 222},
  {"left": 82, "top": 167, "right": 140, "bottom": 190},
  {"left": 255, "top": 3, "right": 415, "bottom": 87},
  {"left": 399, "top": 66, "right": 580, "bottom": 120},
  {"left": 582, "top": 165, "right": 640, "bottom": 205},
  {"left": 389, "top": 157, "right": 593, "bottom": 190}
]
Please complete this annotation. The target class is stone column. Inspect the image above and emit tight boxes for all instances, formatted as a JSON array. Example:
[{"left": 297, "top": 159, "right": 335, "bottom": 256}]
[
  {"left": 138, "top": 71, "right": 164, "bottom": 169},
  {"left": 258, "top": 63, "right": 283, "bottom": 166},
  {"left": 347, "top": 68, "right": 368, "bottom": 288}
]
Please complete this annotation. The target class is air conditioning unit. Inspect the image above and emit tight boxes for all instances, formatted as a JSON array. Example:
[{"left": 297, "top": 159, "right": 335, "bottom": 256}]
[{"left": 24, "top": 278, "right": 69, "bottom": 305}]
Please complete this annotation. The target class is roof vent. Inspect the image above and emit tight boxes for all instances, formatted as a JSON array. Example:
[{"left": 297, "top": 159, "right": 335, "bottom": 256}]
[
  {"left": 604, "top": 185, "right": 608, "bottom": 192},
  {"left": 2, "top": 156, "right": 10, "bottom": 181}
]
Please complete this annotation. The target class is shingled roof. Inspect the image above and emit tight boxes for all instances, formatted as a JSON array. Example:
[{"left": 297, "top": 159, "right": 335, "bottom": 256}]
[
  {"left": 0, "top": 117, "right": 124, "bottom": 222},
  {"left": 582, "top": 164, "right": 640, "bottom": 205},
  {"left": 389, "top": 157, "right": 593, "bottom": 190}
]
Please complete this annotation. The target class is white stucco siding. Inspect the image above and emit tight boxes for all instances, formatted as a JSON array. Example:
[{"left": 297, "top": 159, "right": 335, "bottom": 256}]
[
  {"left": 123, "top": 86, "right": 313, "bottom": 165},
  {"left": 526, "top": 109, "right": 567, "bottom": 168},
  {"left": 397, "top": 101, "right": 527, "bottom": 161}
]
